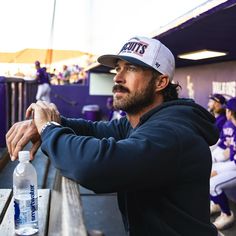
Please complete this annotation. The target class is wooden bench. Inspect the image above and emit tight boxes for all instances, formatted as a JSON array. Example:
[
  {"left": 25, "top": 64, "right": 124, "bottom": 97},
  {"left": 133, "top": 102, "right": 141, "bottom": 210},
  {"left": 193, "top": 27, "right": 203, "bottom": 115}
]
[
  {"left": 0, "top": 172, "right": 88, "bottom": 235},
  {"left": 0, "top": 168, "right": 104, "bottom": 236},
  {"left": 48, "top": 171, "right": 88, "bottom": 236},
  {"left": 0, "top": 146, "right": 104, "bottom": 235},
  {"left": 0, "top": 189, "right": 50, "bottom": 235}
]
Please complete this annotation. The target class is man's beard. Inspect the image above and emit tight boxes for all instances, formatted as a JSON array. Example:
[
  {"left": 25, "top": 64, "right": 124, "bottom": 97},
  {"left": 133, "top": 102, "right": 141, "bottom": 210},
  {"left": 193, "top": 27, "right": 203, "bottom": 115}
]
[
  {"left": 208, "top": 107, "right": 214, "bottom": 113},
  {"left": 112, "top": 78, "right": 156, "bottom": 115}
]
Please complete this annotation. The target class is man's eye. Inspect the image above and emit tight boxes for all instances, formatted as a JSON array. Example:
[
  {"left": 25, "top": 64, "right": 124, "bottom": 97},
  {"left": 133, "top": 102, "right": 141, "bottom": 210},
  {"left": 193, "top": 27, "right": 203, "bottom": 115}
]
[
  {"left": 115, "top": 67, "right": 120, "bottom": 73},
  {"left": 127, "top": 66, "right": 137, "bottom": 71}
]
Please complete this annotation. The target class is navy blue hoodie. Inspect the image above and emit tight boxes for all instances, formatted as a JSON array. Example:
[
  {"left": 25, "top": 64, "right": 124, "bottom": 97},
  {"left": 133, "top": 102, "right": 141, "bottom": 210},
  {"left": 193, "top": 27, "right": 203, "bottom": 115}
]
[{"left": 41, "top": 99, "right": 219, "bottom": 236}]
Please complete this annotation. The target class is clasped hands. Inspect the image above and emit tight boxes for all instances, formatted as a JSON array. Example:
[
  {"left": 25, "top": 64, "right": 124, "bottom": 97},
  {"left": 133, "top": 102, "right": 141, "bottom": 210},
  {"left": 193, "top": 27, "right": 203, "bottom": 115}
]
[{"left": 6, "top": 101, "right": 61, "bottom": 161}]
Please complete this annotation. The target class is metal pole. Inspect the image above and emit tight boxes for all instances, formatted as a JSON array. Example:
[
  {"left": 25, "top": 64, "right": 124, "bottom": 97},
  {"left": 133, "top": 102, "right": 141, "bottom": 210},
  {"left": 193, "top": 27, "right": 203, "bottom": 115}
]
[{"left": 45, "top": 0, "right": 57, "bottom": 65}]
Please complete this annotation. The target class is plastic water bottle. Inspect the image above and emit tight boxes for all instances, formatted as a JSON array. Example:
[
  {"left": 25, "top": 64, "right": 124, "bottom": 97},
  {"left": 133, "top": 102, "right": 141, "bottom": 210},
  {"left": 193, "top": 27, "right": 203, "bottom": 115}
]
[{"left": 13, "top": 151, "right": 39, "bottom": 235}]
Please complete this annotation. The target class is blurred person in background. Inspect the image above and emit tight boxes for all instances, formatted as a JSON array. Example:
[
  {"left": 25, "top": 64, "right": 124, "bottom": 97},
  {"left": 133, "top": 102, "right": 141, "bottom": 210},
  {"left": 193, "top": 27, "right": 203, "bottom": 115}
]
[
  {"left": 106, "top": 97, "right": 126, "bottom": 121},
  {"left": 208, "top": 93, "right": 227, "bottom": 133},
  {"left": 210, "top": 97, "right": 236, "bottom": 230},
  {"left": 61, "top": 65, "right": 71, "bottom": 84},
  {"left": 35, "top": 61, "right": 51, "bottom": 102}
]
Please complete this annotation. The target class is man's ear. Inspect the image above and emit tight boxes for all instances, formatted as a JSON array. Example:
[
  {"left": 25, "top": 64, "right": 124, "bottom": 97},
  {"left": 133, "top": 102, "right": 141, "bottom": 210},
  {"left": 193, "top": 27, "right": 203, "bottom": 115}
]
[{"left": 155, "top": 75, "right": 170, "bottom": 92}]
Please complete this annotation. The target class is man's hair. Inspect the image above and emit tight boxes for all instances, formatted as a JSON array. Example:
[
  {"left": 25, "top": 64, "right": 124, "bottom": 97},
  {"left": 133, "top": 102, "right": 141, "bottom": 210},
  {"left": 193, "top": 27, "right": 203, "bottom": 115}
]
[
  {"left": 35, "top": 60, "right": 40, "bottom": 66},
  {"left": 152, "top": 70, "right": 181, "bottom": 102},
  {"left": 217, "top": 107, "right": 226, "bottom": 115}
]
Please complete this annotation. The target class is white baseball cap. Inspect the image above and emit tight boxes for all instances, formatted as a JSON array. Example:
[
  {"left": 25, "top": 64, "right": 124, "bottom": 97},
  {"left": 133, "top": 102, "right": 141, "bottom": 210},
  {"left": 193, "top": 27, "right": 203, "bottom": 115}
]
[{"left": 97, "top": 36, "right": 175, "bottom": 80}]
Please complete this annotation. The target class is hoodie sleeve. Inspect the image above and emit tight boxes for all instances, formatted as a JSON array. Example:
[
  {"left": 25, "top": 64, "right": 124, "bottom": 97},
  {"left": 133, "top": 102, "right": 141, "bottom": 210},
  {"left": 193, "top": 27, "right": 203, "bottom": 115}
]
[
  {"left": 60, "top": 116, "right": 129, "bottom": 139},
  {"left": 40, "top": 119, "right": 180, "bottom": 193}
]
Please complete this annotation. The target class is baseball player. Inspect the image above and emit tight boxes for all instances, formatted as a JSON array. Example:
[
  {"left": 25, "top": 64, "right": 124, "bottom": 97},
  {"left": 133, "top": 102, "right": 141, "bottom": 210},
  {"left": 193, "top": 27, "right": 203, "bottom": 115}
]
[
  {"left": 35, "top": 61, "right": 51, "bottom": 102},
  {"left": 210, "top": 97, "right": 236, "bottom": 230},
  {"left": 211, "top": 120, "right": 235, "bottom": 163},
  {"left": 208, "top": 93, "right": 227, "bottom": 132}
]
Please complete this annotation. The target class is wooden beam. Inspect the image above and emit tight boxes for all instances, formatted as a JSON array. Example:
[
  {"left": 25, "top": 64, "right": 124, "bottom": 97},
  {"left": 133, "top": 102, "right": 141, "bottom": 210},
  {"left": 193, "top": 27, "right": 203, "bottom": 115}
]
[{"left": 61, "top": 176, "right": 87, "bottom": 236}]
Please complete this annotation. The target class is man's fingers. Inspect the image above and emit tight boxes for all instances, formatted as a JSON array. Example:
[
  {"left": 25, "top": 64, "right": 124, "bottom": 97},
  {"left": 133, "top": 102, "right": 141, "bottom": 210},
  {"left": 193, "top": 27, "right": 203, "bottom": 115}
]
[
  {"left": 12, "top": 135, "right": 31, "bottom": 161},
  {"left": 30, "top": 140, "right": 42, "bottom": 160},
  {"left": 6, "top": 120, "right": 33, "bottom": 157},
  {"left": 6, "top": 125, "right": 16, "bottom": 156},
  {"left": 26, "top": 101, "right": 59, "bottom": 133},
  {"left": 40, "top": 102, "right": 60, "bottom": 122},
  {"left": 25, "top": 103, "right": 37, "bottom": 119},
  {"left": 49, "top": 102, "right": 58, "bottom": 111},
  {"left": 46, "top": 102, "right": 57, "bottom": 114},
  {"left": 9, "top": 121, "right": 36, "bottom": 160},
  {"left": 211, "top": 170, "right": 218, "bottom": 177},
  {"left": 5, "top": 119, "right": 40, "bottom": 161},
  {"left": 36, "top": 100, "right": 48, "bottom": 109},
  {"left": 6, "top": 132, "right": 14, "bottom": 157},
  {"left": 11, "top": 132, "right": 24, "bottom": 159},
  {"left": 26, "top": 102, "right": 46, "bottom": 117},
  {"left": 6, "top": 124, "right": 15, "bottom": 139},
  {"left": 48, "top": 103, "right": 61, "bottom": 123}
]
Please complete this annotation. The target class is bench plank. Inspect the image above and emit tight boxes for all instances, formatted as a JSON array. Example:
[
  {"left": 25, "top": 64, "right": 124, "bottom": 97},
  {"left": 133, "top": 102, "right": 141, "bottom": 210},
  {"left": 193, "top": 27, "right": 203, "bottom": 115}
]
[
  {"left": 0, "top": 189, "right": 12, "bottom": 224},
  {"left": 47, "top": 172, "right": 62, "bottom": 235},
  {"left": 38, "top": 189, "right": 50, "bottom": 235},
  {"left": 0, "top": 189, "right": 50, "bottom": 236},
  {"left": 48, "top": 171, "right": 89, "bottom": 236},
  {"left": 61, "top": 176, "right": 87, "bottom": 236}
]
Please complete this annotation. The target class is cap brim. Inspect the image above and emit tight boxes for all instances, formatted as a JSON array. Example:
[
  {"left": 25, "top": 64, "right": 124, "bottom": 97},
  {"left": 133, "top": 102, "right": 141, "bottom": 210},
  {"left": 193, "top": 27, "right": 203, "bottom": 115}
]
[
  {"left": 209, "top": 96, "right": 219, "bottom": 103},
  {"left": 97, "top": 54, "right": 153, "bottom": 70},
  {"left": 209, "top": 96, "right": 215, "bottom": 100}
]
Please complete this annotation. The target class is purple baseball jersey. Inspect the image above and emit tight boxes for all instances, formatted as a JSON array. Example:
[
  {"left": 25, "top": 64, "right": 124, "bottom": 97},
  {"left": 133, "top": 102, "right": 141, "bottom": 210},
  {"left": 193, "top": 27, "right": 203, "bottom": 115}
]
[
  {"left": 218, "top": 120, "right": 236, "bottom": 161},
  {"left": 36, "top": 68, "right": 50, "bottom": 85},
  {"left": 215, "top": 113, "right": 227, "bottom": 133}
]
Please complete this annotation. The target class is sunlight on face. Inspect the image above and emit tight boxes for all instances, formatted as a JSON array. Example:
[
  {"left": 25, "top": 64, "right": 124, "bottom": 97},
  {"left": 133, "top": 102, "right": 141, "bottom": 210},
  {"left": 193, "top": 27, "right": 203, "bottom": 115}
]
[
  {"left": 113, "top": 62, "right": 157, "bottom": 114},
  {"left": 208, "top": 99, "right": 215, "bottom": 112},
  {"left": 114, "top": 79, "right": 156, "bottom": 114}
]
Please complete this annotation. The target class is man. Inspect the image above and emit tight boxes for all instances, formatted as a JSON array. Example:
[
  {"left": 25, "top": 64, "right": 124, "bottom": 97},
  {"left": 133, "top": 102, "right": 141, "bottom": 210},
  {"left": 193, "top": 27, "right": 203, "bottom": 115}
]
[
  {"left": 7, "top": 37, "right": 219, "bottom": 235},
  {"left": 210, "top": 97, "right": 236, "bottom": 230},
  {"left": 208, "top": 93, "right": 227, "bottom": 133},
  {"left": 35, "top": 61, "right": 51, "bottom": 102}
]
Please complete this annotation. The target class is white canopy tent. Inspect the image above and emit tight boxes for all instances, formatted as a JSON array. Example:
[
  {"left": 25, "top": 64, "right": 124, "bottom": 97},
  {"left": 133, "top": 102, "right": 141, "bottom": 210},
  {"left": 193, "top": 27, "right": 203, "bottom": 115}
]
[{"left": 0, "top": 0, "right": 208, "bottom": 75}]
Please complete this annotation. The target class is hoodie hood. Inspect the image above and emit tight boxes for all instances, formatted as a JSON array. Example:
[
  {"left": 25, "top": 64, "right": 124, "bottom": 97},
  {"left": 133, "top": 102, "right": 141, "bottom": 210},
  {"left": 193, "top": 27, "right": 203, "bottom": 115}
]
[{"left": 141, "top": 98, "right": 219, "bottom": 146}]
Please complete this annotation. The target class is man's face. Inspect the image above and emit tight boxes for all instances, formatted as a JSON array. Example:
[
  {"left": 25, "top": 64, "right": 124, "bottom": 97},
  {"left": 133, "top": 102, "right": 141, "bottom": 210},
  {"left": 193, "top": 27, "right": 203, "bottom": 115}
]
[
  {"left": 208, "top": 99, "right": 223, "bottom": 114},
  {"left": 208, "top": 99, "right": 215, "bottom": 113},
  {"left": 112, "top": 60, "right": 157, "bottom": 115}
]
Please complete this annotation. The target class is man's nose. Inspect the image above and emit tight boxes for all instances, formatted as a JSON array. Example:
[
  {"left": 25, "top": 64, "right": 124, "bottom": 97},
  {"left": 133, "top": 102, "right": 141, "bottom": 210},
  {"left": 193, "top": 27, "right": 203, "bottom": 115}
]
[{"left": 113, "top": 71, "right": 125, "bottom": 84}]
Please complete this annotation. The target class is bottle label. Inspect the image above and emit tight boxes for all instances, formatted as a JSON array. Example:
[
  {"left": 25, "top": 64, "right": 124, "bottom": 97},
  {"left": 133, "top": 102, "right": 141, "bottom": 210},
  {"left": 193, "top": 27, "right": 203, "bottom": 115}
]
[
  {"left": 30, "top": 185, "right": 37, "bottom": 221},
  {"left": 14, "top": 185, "right": 38, "bottom": 227}
]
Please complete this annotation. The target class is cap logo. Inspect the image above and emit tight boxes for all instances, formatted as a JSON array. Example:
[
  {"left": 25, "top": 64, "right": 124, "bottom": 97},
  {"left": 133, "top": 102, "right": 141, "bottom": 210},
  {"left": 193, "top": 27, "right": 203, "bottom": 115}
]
[
  {"left": 155, "top": 62, "right": 160, "bottom": 68},
  {"left": 119, "top": 41, "right": 148, "bottom": 56},
  {"left": 97, "top": 36, "right": 175, "bottom": 81}
]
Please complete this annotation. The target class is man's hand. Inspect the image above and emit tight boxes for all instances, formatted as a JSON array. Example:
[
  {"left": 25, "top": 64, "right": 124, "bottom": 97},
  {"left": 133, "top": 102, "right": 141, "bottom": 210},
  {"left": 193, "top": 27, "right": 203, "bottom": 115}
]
[
  {"left": 223, "top": 148, "right": 230, "bottom": 160},
  {"left": 6, "top": 120, "right": 41, "bottom": 161},
  {"left": 211, "top": 170, "right": 218, "bottom": 178},
  {"left": 26, "top": 101, "right": 61, "bottom": 134},
  {"left": 6, "top": 101, "right": 60, "bottom": 161}
]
